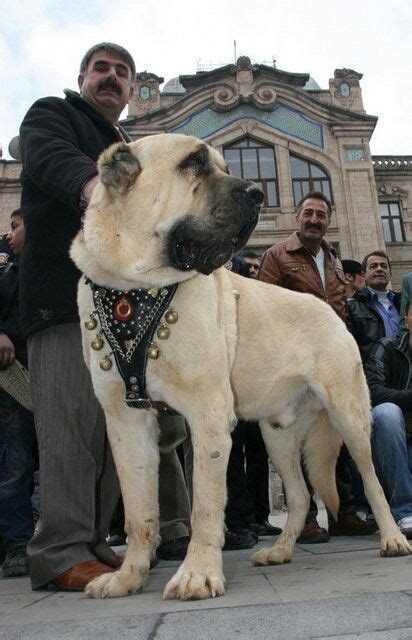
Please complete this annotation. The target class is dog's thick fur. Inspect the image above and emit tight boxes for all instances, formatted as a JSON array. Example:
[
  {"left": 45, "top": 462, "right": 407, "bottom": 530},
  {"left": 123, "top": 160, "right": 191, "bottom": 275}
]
[{"left": 71, "top": 133, "right": 411, "bottom": 601}]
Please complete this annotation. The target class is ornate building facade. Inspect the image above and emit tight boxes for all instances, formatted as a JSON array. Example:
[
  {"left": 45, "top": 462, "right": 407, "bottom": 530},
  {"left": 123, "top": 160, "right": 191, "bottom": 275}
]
[{"left": 1, "top": 57, "right": 411, "bottom": 285}]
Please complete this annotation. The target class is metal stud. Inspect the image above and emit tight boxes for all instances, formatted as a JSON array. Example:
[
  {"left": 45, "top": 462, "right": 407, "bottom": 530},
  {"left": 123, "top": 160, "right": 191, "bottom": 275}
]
[
  {"left": 91, "top": 336, "right": 104, "bottom": 350},
  {"left": 157, "top": 323, "right": 170, "bottom": 340},
  {"left": 84, "top": 315, "right": 97, "bottom": 330},
  {"left": 165, "top": 307, "right": 178, "bottom": 324},
  {"left": 99, "top": 355, "right": 112, "bottom": 371},
  {"left": 148, "top": 342, "right": 160, "bottom": 359}
]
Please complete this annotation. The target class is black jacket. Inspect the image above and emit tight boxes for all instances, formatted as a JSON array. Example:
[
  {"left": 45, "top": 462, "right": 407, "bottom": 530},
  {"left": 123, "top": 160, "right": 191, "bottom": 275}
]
[
  {"left": 0, "top": 240, "right": 27, "bottom": 365},
  {"left": 365, "top": 331, "right": 412, "bottom": 411},
  {"left": 19, "top": 90, "right": 128, "bottom": 337},
  {"left": 346, "top": 286, "right": 401, "bottom": 364}
]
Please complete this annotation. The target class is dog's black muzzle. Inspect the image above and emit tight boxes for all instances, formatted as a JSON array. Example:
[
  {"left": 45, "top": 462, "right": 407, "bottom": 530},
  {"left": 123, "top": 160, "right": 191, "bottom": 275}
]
[{"left": 168, "top": 180, "right": 263, "bottom": 275}]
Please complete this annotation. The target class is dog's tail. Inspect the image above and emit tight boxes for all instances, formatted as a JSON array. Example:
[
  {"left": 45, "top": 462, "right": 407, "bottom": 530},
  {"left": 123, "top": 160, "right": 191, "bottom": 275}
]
[{"left": 302, "top": 411, "right": 342, "bottom": 520}]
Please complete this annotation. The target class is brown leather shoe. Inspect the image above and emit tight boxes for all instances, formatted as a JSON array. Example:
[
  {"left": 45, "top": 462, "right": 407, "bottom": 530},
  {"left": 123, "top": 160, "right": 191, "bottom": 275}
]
[
  {"left": 329, "top": 512, "right": 378, "bottom": 536},
  {"left": 297, "top": 520, "right": 329, "bottom": 544},
  {"left": 52, "top": 559, "right": 114, "bottom": 591}
]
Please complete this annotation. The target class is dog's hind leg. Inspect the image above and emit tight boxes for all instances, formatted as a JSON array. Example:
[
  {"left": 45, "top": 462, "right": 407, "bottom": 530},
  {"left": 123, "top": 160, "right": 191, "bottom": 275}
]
[
  {"left": 86, "top": 408, "right": 160, "bottom": 599},
  {"left": 163, "top": 402, "right": 233, "bottom": 601},
  {"left": 302, "top": 411, "right": 342, "bottom": 521},
  {"left": 329, "top": 399, "right": 411, "bottom": 557},
  {"left": 251, "top": 420, "right": 309, "bottom": 566}
]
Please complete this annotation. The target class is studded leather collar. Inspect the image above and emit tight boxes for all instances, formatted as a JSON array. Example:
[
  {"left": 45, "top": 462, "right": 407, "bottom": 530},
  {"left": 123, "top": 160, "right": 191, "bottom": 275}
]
[{"left": 85, "top": 279, "right": 179, "bottom": 413}]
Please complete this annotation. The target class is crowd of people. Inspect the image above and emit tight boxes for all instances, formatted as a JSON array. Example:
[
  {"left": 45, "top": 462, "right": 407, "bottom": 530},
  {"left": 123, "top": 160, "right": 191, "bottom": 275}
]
[{"left": 0, "top": 41, "right": 411, "bottom": 590}]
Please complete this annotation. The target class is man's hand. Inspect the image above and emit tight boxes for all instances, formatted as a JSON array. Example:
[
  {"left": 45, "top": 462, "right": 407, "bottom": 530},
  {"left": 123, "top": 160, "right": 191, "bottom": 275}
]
[
  {"left": 0, "top": 332, "right": 15, "bottom": 368},
  {"left": 81, "top": 175, "right": 99, "bottom": 203}
]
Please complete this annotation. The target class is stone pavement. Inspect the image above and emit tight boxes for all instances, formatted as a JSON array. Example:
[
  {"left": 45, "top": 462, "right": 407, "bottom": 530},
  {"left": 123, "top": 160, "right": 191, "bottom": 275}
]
[{"left": 1, "top": 511, "right": 411, "bottom": 640}]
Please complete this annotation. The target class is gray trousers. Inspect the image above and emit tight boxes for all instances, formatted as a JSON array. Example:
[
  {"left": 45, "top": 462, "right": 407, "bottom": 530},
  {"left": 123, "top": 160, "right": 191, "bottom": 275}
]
[{"left": 27, "top": 323, "right": 190, "bottom": 589}]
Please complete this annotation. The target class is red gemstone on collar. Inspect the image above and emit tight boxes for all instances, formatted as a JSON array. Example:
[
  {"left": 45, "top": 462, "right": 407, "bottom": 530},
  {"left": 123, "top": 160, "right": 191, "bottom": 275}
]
[{"left": 113, "top": 296, "right": 135, "bottom": 322}]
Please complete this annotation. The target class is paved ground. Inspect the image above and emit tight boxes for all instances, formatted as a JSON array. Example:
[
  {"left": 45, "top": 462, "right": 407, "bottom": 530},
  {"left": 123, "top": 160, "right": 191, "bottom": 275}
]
[{"left": 1, "top": 511, "right": 411, "bottom": 639}]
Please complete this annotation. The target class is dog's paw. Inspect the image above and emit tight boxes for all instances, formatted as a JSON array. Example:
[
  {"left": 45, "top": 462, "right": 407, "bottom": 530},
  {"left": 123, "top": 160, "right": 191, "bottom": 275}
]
[
  {"left": 380, "top": 534, "right": 412, "bottom": 557},
  {"left": 250, "top": 545, "right": 292, "bottom": 566},
  {"left": 85, "top": 568, "right": 147, "bottom": 599},
  {"left": 163, "top": 565, "right": 225, "bottom": 600}
]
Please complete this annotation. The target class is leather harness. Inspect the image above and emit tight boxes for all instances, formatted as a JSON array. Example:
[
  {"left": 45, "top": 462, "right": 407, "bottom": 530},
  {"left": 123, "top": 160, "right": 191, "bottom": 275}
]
[{"left": 88, "top": 279, "right": 179, "bottom": 414}]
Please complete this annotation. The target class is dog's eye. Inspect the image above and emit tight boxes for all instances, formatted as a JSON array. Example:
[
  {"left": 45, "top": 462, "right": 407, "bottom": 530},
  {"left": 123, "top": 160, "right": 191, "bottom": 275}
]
[{"left": 178, "top": 148, "right": 210, "bottom": 176}]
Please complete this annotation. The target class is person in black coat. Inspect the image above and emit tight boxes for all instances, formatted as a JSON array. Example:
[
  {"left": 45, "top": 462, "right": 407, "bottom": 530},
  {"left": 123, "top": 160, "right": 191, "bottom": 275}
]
[
  {"left": 19, "top": 43, "right": 190, "bottom": 591},
  {"left": 0, "top": 210, "right": 37, "bottom": 577},
  {"left": 347, "top": 251, "right": 401, "bottom": 364},
  {"left": 362, "top": 304, "right": 412, "bottom": 539}
]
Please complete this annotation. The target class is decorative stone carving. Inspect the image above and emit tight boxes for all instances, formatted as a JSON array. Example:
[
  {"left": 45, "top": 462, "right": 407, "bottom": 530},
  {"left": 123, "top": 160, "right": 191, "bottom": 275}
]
[
  {"left": 213, "top": 84, "right": 240, "bottom": 111},
  {"left": 329, "top": 68, "right": 364, "bottom": 111},
  {"left": 236, "top": 56, "right": 252, "bottom": 71},
  {"left": 252, "top": 83, "right": 277, "bottom": 110},
  {"left": 378, "top": 183, "right": 409, "bottom": 197}
]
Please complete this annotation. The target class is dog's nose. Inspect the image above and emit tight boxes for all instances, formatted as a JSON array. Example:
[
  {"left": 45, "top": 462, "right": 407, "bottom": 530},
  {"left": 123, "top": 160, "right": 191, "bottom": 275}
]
[{"left": 245, "top": 184, "right": 264, "bottom": 205}]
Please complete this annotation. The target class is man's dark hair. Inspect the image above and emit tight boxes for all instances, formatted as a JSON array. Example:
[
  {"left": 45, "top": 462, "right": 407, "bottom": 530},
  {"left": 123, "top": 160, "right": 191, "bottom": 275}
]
[
  {"left": 79, "top": 42, "right": 136, "bottom": 82},
  {"left": 239, "top": 250, "right": 260, "bottom": 260},
  {"left": 297, "top": 190, "right": 332, "bottom": 217},
  {"left": 361, "top": 250, "right": 391, "bottom": 273},
  {"left": 10, "top": 208, "right": 22, "bottom": 219},
  {"left": 341, "top": 259, "right": 362, "bottom": 275}
]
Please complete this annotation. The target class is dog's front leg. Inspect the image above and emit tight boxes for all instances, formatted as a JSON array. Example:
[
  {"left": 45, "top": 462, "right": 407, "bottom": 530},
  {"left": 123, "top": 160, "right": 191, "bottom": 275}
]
[
  {"left": 86, "top": 408, "right": 159, "bottom": 599},
  {"left": 163, "top": 404, "right": 233, "bottom": 600}
]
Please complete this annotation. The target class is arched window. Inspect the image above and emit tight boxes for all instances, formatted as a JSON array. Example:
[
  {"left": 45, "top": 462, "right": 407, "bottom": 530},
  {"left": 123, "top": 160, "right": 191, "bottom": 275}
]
[
  {"left": 223, "top": 137, "right": 279, "bottom": 207},
  {"left": 290, "top": 154, "right": 332, "bottom": 206}
]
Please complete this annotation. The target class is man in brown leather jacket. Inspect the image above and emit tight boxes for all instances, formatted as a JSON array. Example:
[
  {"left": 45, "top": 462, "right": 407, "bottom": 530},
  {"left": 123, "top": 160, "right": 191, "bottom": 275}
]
[{"left": 258, "top": 190, "right": 377, "bottom": 542}]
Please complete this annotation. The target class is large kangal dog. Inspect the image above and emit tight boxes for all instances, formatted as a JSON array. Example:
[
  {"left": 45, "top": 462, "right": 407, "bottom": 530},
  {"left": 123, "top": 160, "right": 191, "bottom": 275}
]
[{"left": 71, "top": 133, "right": 411, "bottom": 601}]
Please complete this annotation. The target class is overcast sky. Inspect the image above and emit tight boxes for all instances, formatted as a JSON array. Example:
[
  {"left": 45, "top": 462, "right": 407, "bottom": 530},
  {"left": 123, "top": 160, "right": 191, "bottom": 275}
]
[{"left": 1, "top": 0, "right": 411, "bottom": 159}]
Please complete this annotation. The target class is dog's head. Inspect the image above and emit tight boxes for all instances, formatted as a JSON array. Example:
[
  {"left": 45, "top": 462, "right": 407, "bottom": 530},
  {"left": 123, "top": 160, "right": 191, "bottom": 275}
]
[{"left": 71, "top": 134, "right": 262, "bottom": 287}]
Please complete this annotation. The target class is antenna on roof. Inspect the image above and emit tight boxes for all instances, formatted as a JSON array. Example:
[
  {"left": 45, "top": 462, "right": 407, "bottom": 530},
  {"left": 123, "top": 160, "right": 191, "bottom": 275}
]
[{"left": 234, "top": 40, "right": 237, "bottom": 64}]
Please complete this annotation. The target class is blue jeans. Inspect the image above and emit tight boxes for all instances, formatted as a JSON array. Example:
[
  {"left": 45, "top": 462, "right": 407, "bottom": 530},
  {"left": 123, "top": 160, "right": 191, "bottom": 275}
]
[
  {"left": 0, "top": 389, "right": 36, "bottom": 550},
  {"left": 370, "top": 403, "right": 412, "bottom": 521}
]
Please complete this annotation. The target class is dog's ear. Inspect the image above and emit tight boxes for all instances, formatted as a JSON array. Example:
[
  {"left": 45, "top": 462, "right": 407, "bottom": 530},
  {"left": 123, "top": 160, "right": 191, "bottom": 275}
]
[{"left": 99, "top": 143, "right": 141, "bottom": 194}]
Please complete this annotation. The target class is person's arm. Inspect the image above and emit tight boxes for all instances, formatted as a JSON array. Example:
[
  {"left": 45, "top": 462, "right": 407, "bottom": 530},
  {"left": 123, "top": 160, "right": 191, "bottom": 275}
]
[
  {"left": 365, "top": 341, "right": 412, "bottom": 410},
  {"left": 0, "top": 332, "right": 15, "bottom": 368},
  {"left": 257, "top": 249, "right": 282, "bottom": 285},
  {"left": 400, "top": 273, "right": 412, "bottom": 322},
  {"left": 20, "top": 97, "right": 99, "bottom": 212}
]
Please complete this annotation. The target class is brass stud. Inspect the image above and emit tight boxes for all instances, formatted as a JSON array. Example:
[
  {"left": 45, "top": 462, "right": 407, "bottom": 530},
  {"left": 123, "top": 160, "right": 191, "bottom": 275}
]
[
  {"left": 157, "top": 323, "right": 170, "bottom": 340},
  {"left": 232, "top": 289, "right": 240, "bottom": 300},
  {"left": 164, "top": 307, "right": 178, "bottom": 324},
  {"left": 99, "top": 355, "right": 112, "bottom": 371},
  {"left": 84, "top": 315, "right": 97, "bottom": 330},
  {"left": 91, "top": 336, "right": 104, "bottom": 351},
  {"left": 148, "top": 342, "right": 160, "bottom": 359}
]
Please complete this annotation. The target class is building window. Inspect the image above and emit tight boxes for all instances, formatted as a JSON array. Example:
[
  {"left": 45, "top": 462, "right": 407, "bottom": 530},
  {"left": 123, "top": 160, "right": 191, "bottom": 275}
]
[
  {"left": 223, "top": 137, "right": 279, "bottom": 207},
  {"left": 290, "top": 154, "right": 332, "bottom": 205},
  {"left": 379, "top": 202, "right": 406, "bottom": 243}
]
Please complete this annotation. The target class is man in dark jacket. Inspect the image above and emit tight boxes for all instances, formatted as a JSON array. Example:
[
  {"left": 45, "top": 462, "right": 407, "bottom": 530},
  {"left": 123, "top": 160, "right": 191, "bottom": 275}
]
[
  {"left": 19, "top": 43, "right": 190, "bottom": 591},
  {"left": 0, "top": 209, "right": 37, "bottom": 577},
  {"left": 347, "top": 251, "right": 401, "bottom": 364},
  {"left": 363, "top": 302, "right": 412, "bottom": 539}
]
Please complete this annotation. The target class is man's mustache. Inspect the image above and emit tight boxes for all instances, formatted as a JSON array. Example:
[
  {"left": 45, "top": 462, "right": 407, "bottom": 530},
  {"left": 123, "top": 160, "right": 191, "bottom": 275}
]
[
  {"left": 98, "top": 79, "right": 121, "bottom": 94},
  {"left": 305, "top": 223, "right": 322, "bottom": 231}
]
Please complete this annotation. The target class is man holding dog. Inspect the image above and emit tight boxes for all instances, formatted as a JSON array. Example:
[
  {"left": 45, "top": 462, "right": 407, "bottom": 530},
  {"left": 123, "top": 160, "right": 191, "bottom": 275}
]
[
  {"left": 258, "top": 191, "right": 377, "bottom": 542},
  {"left": 19, "top": 43, "right": 190, "bottom": 591}
]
